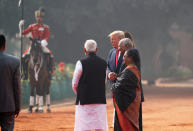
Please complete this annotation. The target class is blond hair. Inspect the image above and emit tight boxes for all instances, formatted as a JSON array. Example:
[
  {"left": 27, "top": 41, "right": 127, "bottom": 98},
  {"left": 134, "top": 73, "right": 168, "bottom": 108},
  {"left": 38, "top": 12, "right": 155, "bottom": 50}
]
[{"left": 108, "top": 30, "right": 124, "bottom": 39}]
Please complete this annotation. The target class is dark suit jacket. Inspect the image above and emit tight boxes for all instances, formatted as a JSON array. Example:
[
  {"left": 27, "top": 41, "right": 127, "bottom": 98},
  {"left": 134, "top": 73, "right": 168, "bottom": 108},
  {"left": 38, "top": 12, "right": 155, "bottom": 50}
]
[
  {"left": 107, "top": 48, "right": 123, "bottom": 88},
  {"left": 0, "top": 51, "right": 21, "bottom": 112}
]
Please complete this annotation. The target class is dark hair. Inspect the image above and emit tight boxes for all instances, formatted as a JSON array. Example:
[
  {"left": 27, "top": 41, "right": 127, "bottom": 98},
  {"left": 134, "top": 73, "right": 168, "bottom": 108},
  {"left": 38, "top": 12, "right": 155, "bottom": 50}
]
[
  {"left": 126, "top": 48, "right": 141, "bottom": 71},
  {"left": 0, "top": 34, "right": 6, "bottom": 49},
  {"left": 124, "top": 32, "right": 136, "bottom": 48},
  {"left": 39, "top": 7, "right": 45, "bottom": 14}
]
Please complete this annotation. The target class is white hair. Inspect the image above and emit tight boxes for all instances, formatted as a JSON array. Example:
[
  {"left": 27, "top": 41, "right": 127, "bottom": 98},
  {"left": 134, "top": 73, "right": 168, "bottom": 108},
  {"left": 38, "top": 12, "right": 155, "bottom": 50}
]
[
  {"left": 84, "top": 39, "right": 97, "bottom": 52},
  {"left": 108, "top": 30, "right": 124, "bottom": 39},
  {"left": 119, "top": 38, "right": 133, "bottom": 48}
]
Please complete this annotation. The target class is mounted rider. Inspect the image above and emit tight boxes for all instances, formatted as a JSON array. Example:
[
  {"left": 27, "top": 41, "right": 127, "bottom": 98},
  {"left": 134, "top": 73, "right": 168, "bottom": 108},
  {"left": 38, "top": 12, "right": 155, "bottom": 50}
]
[{"left": 19, "top": 7, "right": 55, "bottom": 80}]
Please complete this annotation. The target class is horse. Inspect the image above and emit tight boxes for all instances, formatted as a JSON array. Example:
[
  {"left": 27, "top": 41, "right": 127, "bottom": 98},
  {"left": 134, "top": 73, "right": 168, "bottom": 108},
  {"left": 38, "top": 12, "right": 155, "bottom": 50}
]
[{"left": 28, "top": 37, "right": 51, "bottom": 113}]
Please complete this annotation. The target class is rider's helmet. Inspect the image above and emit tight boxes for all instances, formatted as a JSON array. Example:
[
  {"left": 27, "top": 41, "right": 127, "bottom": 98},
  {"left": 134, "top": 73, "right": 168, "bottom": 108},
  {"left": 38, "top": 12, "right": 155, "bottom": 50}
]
[{"left": 35, "top": 7, "right": 45, "bottom": 18}]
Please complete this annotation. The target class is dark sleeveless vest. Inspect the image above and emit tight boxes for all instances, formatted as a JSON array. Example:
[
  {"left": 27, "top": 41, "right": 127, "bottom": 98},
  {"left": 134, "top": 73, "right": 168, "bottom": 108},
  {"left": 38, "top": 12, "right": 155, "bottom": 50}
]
[{"left": 75, "top": 53, "right": 107, "bottom": 105}]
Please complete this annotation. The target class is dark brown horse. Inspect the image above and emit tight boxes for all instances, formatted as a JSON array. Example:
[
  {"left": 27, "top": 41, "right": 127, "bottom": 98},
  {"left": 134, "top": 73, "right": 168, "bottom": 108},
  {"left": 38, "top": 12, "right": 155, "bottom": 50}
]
[{"left": 28, "top": 38, "right": 51, "bottom": 113}]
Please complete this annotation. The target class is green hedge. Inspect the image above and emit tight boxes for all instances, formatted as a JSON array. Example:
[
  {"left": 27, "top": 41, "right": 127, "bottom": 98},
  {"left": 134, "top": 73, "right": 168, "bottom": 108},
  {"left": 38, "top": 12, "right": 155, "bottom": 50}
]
[{"left": 21, "top": 80, "right": 75, "bottom": 105}]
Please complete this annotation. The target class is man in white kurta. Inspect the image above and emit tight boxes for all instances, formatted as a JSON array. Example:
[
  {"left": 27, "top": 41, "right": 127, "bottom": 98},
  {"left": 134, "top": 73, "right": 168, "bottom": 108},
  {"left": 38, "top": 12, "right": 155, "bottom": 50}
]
[{"left": 72, "top": 40, "right": 108, "bottom": 131}]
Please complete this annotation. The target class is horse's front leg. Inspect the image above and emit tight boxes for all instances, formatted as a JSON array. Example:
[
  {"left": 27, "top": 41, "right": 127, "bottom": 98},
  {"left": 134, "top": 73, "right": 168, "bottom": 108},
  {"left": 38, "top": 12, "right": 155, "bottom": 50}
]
[
  {"left": 28, "top": 84, "right": 35, "bottom": 113},
  {"left": 46, "top": 93, "right": 51, "bottom": 113},
  {"left": 36, "top": 84, "right": 44, "bottom": 113},
  {"left": 34, "top": 93, "right": 40, "bottom": 113}
]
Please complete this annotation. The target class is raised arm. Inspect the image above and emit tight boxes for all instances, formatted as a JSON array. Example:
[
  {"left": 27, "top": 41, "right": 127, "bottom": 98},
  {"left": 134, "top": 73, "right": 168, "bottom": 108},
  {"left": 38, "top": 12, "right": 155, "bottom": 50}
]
[{"left": 22, "top": 25, "right": 33, "bottom": 35}]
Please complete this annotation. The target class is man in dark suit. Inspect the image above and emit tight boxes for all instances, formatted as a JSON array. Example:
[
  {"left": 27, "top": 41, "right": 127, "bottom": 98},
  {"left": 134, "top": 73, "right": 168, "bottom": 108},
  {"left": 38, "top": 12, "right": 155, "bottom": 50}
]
[
  {"left": 118, "top": 37, "right": 144, "bottom": 131},
  {"left": 106, "top": 31, "right": 125, "bottom": 127},
  {"left": 107, "top": 30, "right": 125, "bottom": 87},
  {"left": 118, "top": 38, "right": 134, "bottom": 73},
  {"left": 0, "top": 34, "right": 21, "bottom": 131}
]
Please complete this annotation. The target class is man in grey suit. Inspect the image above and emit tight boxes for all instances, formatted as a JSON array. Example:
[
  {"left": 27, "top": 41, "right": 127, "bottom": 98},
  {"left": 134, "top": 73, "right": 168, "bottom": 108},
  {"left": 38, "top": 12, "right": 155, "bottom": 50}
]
[{"left": 0, "top": 34, "right": 21, "bottom": 131}]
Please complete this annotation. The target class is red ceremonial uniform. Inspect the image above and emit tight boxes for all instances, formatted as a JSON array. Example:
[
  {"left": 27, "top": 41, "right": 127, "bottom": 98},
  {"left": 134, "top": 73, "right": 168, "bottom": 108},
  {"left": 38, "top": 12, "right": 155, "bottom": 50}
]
[
  {"left": 22, "top": 23, "right": 50, "bottom": 55},
  {"left": 22, "top": 23, "right": 50, "bottom": 41}
]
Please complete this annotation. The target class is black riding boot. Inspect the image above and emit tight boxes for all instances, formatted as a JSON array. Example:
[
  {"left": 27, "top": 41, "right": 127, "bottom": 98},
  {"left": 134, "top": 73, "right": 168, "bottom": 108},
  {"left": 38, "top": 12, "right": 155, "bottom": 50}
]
[
  {"left": 45, "top": 53, "right": 55, "bottom": 80},
  {"left": 22, "top": 55, "right": 30, "bottom": 80}
]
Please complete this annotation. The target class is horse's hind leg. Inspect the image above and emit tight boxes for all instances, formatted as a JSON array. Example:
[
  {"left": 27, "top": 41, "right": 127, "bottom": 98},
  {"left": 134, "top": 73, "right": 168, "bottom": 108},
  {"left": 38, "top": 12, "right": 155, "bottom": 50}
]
[
  {"left": 34, "top": 94, "right": 40, "bottom": 113},
  {"left": 28, "top": 86, "right": 35, "bottom": 113},
  {"left": 46, "top": 81, "right": 51, "bottom": 113},
  {"left": 36, "top": 86, "right": 44, "bottom": 113},
  {"left": 39, "top": 95, "right": 44, "bottom": 113},
  {"left": 46, "top": 94, "right": 51, "bottom": 113}
]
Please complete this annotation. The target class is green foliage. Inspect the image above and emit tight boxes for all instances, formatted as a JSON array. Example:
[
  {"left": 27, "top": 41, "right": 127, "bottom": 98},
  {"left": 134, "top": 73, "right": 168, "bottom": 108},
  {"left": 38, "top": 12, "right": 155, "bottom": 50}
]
[
  {"left": 52, "top": 62, "right": 75, "bottom": 81},
  {"left": 166, "top": 66, "right": 193, "bottom": 78},
  {"left": 21, "top": 80, "right": 30, "bottom": 105}
]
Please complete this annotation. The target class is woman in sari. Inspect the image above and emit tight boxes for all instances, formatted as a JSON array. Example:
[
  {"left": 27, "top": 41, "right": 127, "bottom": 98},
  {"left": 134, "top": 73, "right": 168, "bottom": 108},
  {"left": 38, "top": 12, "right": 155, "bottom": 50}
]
[{"left": 112, "top": 49, "right": 141, "bottom": 131}]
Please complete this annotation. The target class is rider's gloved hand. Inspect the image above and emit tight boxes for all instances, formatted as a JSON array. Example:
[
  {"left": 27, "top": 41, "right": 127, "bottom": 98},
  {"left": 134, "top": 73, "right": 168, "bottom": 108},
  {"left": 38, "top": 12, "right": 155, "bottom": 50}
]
[
  {"left": 19, "top": 20, "right": 24, "bottom": 28},
  {"left": 41, "top": 40, "right": 48, "bottom": 47},
  {"left": 19, "top": 20, "right": 25, "bottom": 35}
]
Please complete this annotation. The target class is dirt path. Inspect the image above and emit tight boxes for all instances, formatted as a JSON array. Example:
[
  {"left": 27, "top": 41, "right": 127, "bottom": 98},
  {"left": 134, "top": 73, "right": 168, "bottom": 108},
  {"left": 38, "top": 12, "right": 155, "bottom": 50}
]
[{"left": 15, "top": 86, "right": 193, "bottom": 131}]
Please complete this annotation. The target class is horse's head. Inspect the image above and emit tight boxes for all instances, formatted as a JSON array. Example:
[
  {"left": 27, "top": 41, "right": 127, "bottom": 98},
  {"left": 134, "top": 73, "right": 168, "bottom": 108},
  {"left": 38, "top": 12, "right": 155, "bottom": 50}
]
[{"left": 29, "top": 37, "right": 43, "bottom": 65}]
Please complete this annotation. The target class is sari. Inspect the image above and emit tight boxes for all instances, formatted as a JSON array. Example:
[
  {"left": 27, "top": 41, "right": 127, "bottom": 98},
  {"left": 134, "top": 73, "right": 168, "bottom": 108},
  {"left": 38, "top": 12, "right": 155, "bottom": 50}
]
[{"left": 112, "top": 65, "right": 141, "bottom": 131}]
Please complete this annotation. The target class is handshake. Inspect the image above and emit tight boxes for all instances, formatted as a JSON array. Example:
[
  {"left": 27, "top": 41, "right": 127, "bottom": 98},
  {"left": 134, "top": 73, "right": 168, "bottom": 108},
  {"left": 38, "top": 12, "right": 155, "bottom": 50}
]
[{"left": 108, "top": 72, "right": 117, "bottom": 81}]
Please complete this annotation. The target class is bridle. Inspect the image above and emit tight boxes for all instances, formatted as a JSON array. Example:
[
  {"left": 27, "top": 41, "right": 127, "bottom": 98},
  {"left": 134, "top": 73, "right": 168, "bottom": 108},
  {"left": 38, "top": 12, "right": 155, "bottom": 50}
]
[{"left": 30, "top": 38, "right": 44, "bottom": 81}]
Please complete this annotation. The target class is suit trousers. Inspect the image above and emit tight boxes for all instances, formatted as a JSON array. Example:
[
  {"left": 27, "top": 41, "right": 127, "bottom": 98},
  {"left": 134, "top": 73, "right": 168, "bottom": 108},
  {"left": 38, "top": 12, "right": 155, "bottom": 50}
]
[
  {"left": 0, "top": 113, "right": 14, "bottom": 131},
  {"left": 139, "top": 103, "right": 143, "bottom": 131}
]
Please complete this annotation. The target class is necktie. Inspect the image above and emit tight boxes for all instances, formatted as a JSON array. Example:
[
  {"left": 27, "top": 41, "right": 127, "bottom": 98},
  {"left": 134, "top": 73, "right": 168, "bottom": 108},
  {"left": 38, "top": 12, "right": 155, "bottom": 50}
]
[{"left": 115, "top": 50, "right": 119, "bottom": 67}]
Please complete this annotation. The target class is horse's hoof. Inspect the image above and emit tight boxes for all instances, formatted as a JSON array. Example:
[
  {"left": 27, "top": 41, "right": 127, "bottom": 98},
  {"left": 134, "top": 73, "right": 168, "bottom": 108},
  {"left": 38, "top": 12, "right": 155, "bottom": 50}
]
[
  {"left": 39, "top": 109, "right": 44, "bottom": 113},
  {"left": 28, "top": 110, "right": 32, "bottom": 113},
  {"left": 28, "top": 107, "right": 33, "bottom": 113},
  {"left": 47, "top": 108, "right": 51, "bottom": 113},
  {"left": 35, "top": 108, "right": 39, "bottom": 113}
]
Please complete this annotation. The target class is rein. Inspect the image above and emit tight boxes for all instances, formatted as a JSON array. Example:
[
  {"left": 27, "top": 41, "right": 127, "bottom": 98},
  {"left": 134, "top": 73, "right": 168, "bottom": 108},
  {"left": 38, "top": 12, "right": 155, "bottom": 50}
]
[
  {"left": 30, "top": 43, "right": 44, "bottom": 81},
  {"left": 34, "top": 55, "right": 43, "bottom": 81}
]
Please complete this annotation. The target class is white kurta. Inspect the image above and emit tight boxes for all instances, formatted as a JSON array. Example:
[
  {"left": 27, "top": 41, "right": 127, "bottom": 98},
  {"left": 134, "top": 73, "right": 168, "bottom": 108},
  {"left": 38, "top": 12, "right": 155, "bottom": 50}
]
[{"left": 72, "top": 61, "right": 108, "bottom": 131}]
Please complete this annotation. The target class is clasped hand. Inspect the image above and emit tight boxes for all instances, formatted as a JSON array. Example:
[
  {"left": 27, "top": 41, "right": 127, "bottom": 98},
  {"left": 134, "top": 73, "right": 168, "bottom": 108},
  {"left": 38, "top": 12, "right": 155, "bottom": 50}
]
[{"left": 108, "top": 72, "right": 117, "bottom": 81}]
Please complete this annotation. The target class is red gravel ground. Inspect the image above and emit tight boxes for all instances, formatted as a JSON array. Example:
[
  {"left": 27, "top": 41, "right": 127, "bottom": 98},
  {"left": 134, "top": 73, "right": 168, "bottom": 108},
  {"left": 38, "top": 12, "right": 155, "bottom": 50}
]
[{"left": 14, "top": 86, "right": 193, "bottom": 131}]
